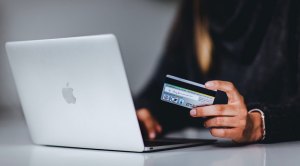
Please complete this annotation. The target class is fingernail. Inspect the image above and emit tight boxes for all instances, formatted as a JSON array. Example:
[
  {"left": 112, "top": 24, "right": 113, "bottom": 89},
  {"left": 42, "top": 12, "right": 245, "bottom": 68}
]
[
  {"left": 149, "top": 132, "right": 156, "bottom": 139},
  {"left": 190, "top": 109, "right": 196, "bottom": 116},
  {"left": 205, "top": 81, "right": 214, "bottom": 87}
]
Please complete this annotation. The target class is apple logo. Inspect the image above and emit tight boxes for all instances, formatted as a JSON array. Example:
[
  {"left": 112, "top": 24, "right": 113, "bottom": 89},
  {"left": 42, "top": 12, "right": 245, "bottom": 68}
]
[{"left": 62, "top": 82, "right": 76, "bottom": 104}]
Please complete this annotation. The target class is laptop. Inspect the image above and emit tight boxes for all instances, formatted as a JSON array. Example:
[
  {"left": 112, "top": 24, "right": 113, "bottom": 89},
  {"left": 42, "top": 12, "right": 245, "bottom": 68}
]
[{"left": 5, "top": 34, "right": 215, "bottom": 152}]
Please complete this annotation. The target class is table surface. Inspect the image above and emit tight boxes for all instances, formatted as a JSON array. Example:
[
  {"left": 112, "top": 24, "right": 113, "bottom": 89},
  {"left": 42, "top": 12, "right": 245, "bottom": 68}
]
[{"left": 1, "top": 118, "right": 300, "bottom": 166}]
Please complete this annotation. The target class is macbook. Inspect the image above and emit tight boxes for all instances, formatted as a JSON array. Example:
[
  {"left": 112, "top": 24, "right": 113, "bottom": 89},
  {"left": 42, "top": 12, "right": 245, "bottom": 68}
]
[{"left": 6, "top": 34, "right": 215, "bottom": 152}]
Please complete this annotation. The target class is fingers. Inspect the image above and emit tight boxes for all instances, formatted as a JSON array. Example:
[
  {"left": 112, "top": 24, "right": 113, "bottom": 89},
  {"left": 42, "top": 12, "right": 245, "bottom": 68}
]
[
  {"left": 205, "top": 80, "right": 243, "bottom": 103},
  {"left": 136, "top": 109, "right": 162, "bottom": 139},
  {"left": 191, "top": 81, "right": 252, "bottom": 143},
  {"left": 204, "top": 117, "right": 242, "bottom": 128},
  {"left": 137, "top": 108, "right": 152, "bottom": 121},
  {"left": 155, "top": 122, "right": 162, "bottom": 133},
  {"left": 209, "top": 128, "right": 237, "bottom": 139},
  {"left": 190, "top": 104, "right": 238, "bottom": 117}
]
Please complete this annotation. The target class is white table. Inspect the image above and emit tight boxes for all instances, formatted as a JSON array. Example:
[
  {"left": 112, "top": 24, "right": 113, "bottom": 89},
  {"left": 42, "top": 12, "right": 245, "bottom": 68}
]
[{"left": 1, "top": 116, "right": 300, "bottom": 166}]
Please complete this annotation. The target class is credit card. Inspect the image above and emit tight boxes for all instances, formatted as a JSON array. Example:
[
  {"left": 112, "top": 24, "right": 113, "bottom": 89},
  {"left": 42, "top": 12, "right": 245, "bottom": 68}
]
[{"left": 161, "top": 75, "right": 228, "bottom": 109}]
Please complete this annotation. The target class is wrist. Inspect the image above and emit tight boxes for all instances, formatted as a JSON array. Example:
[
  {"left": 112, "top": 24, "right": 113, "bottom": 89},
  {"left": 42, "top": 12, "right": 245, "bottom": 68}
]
[{"left": 249, "top": 112, "right": 264, "bottom": 142}]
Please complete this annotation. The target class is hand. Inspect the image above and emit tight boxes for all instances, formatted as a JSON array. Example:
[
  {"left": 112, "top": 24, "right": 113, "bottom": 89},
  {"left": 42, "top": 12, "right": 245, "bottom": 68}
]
[
  {"left": 136, "top": 108, "right": 162, "bottom": 139},
  {"left": 189, "top": 80, "right": 263, "bottom": 143}
]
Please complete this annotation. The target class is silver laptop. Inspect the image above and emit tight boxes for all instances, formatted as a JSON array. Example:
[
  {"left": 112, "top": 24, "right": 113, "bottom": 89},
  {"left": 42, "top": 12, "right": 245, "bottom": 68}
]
[{"left": 5, "top": 34, "right": 215, "bottom": 152}]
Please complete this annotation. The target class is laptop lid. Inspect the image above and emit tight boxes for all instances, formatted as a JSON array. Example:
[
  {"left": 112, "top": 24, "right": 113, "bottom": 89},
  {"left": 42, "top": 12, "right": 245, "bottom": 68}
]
[{"left": 6, "top": 34, "right": 145, "bottom": 152}]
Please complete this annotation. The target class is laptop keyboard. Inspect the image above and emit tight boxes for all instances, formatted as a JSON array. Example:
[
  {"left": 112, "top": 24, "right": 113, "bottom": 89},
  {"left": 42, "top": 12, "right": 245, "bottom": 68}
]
[
  {"left": 144, "top": 140, "right": 183, "bottom": 147},
  {"left": 144, "top": 138, "right": 213, "bottom": 147}
]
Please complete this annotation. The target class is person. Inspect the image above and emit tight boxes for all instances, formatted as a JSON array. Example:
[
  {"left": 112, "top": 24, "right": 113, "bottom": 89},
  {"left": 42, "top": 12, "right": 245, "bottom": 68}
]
[{"left": 134, "top": 0, "right": 300, "bottom": 143}]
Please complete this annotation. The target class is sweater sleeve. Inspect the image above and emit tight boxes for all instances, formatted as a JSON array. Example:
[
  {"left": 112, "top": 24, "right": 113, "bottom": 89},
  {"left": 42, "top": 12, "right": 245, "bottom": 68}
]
[
  {"left": 252, "top": 7, "right": 300, "bottom": 143},
  {"left": 134, "top": 51, "right": 186, "bottom": 118},
  {"left": 247, "top": 99, "right": 300, "bottom": 143}
]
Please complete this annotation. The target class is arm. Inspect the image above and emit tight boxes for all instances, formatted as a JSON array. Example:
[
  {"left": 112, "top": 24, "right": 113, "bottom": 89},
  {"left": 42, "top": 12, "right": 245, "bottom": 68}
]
[{"left": 134, "top": 51, "right": 189, "bottom": 138}]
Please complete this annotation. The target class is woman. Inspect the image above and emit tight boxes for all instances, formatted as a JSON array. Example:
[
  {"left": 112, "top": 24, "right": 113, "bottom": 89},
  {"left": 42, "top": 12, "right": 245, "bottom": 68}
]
[{"left": 134, "top": 0, "right": 300, "bottom": 143}]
